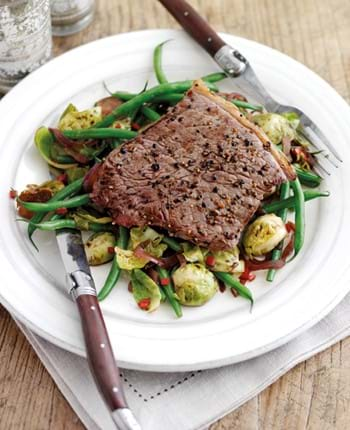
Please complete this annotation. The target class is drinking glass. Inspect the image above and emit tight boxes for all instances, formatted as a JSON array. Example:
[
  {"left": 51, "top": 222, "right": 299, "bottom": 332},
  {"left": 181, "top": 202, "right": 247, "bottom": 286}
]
[
  {"left": 0, "top": 0, "right": 52, "bottom": 93},
  {"left": 50, "top": 0, "right": 94, "bottom": 36}
]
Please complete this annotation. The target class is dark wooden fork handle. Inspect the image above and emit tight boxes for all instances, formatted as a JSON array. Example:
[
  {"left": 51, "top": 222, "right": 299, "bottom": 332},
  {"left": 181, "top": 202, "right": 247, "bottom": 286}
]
[
  {"left": 158, "top": 0, "right": 225, "bottom": 57},
  {"left": 76, "top": 294, "right": 127, "bottom": 410}
]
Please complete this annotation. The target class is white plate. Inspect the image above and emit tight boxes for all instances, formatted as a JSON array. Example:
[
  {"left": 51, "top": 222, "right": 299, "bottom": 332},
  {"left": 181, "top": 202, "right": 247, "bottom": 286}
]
[{"left": 1, "top": 29, "right": 350, "bottom": 372}]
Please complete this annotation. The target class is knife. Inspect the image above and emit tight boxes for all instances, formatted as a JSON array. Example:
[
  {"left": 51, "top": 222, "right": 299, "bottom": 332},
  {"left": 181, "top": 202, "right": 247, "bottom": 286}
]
[
  {"left": 158, "top": 0, "right": 278, "bottom": 110},
  {"left": 56, "top": 228, "right": 141, "bottom": 430}
]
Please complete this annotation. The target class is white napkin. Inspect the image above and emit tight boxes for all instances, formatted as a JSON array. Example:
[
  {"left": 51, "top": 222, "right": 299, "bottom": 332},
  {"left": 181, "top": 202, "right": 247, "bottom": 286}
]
[{"left": 15, "top": 289, "right": 350, "bottom": 430}]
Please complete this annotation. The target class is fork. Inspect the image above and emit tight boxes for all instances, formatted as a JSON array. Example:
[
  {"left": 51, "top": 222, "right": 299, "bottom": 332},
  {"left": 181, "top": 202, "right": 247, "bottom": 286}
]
[{"left": 158, "top": 0, "right": 342, "bottom": 175}]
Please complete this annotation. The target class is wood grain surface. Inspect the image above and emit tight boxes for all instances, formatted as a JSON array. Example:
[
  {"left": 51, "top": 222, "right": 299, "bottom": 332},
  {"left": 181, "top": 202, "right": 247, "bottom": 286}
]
[{"left": 1, "top": 0, "right": 350, "bottom": 428}]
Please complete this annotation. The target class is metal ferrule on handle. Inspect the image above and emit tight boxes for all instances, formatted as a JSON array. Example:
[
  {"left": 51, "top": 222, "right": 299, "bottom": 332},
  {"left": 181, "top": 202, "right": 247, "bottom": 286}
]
[
  {"left": 214, "top": 45, "right": 248, "bottom": 77},
  {"left": 67, "top": 270, "right": 96, "bottom": 300}
]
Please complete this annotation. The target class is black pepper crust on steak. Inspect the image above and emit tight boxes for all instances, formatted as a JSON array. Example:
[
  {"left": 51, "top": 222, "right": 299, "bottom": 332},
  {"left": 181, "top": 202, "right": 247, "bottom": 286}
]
[{"left": 91, "top": 80, "right": 296, "bottom": 251}]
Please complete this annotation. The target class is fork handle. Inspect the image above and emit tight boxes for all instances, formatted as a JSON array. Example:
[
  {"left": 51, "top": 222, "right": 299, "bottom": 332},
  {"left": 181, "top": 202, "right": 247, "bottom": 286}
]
[{"left": 158, "top": 0, "right": 225, "bottom": 57}]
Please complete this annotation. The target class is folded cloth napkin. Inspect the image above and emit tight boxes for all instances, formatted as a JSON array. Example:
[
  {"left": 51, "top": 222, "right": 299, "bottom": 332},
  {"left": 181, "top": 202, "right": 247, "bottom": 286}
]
[{"left": 15, "top": 289, "right": 350, "bottom": 430}]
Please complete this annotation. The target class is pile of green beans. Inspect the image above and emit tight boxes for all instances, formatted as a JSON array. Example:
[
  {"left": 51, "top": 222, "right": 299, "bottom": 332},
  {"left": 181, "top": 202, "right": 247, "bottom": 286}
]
[
  {"left": 98, "top": 226, "right": 129, "bottom": 301},
  {"left": 215, "top": 272, "right": 253, "bottom": 304},
  {"left": 157, "top": 266, "right": 183, "bottom": 318},
  {"left": 294, "top": 165, "right": 322, "bottom": 188},
  {"left": 266, "top": 182, "right": 290, "bottom": 282}
]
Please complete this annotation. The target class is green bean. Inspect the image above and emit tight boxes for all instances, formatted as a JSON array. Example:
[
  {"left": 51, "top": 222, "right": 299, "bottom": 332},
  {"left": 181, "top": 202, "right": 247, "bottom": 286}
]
[
  {"left": 157, "top": 267, "right": 182, "bottom": 318},
  {"left": 263, "top": 190, "right": 329, "bottom": 214},
  {"left": 98, "top": 226, "right": 129, "bottom": 301},
  {"left": 63, "top": 128, "right": 137, "bottom": 140},
  {"left": 113, "top": 92, "right": 184, "bottom": 104},
  {"left": 201, "top": 72, "right": 227, "bottom": 83},
  {"left": 141, "top": 106, "right": 161, "bottom": 122},
  {"left": 19, "top": 193, "right": 90, "bottom": 212},
  {"left": 159, "top": 287, "right": 166, "bottom": 302},
  {"left": 162, "top": 236, "right": 182, "bottom": 252},
  {"left": 231, "top": 100, "right": 263, "bottom": 111},
  {"left": 215, "top": 272, "right": 253, "bottom": 304},
  {"left": 26, "top": 219, "right": 116, "bottom": 233},
  {"left": 266, "top": 182, "right": 290, "bottom": 282},
  {"left": 290, "top": 178, "right": 305, "bottom": 259},
  {"left": 153, "top": 41, "right": 169, "bottom": 84},
  {"left": 294, "top": 165, "right": 322, "bottom": 188},
  {"left": 95, "top": 80, "right": 219, "bottom": 128},
  {"left": 28, "top": 177, "right": 84, "bottom": 242}
]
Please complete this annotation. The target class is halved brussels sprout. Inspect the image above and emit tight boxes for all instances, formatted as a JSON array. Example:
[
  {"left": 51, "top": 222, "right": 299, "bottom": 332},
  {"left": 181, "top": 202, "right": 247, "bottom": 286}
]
[
  {"left": 130, "top": 269, "right": 161, "bottom": 312},
  {"left": 85, "top": 232, "right": 115, "bottom": 266},
  {"left": 58, "top": 104, "right": 102, "bottom": 130},
  {"left": 129, "top": 226, "right": 167, "bottom": 258},
  {"left": 210, "top": 247, "right": 240, "bottom": 273},
  {"left": 35, "top": 127, "right": 77, "bottom": 170},
  {"left": 66, "top": 167, "right": 89, "bottom": 184},
  {"left": 172, "top": 263, "right": 218, "bottom": 306},
  {"left": 252, "top": 113, "right": 296, "bottom": 145},
  {"left": 115, "top": 247, "right": 148, "bottom": 270},
  {"left": 182, "top": 243, "right": 208, "bottom": 263},
  {"left": 243, "top": 214, "right": 287, "bottom": 258},
  {"left": 75, "top": 208, "right": 112, "bottom": 224}
]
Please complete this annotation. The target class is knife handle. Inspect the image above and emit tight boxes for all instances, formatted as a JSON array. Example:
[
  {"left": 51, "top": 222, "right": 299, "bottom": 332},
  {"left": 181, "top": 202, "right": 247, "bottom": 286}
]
[
  {"left": 158, "top": 0, "right": 225, "bottom": 57},
  {"left": 76, "top": 294, "right": 127, "bottom": 410}
]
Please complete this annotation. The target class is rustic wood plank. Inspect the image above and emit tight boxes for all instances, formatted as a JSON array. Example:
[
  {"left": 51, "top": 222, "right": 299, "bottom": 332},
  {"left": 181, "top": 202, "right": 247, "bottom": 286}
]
[{"left": 1, "top": 0, "right": 350, "bottom": 428}]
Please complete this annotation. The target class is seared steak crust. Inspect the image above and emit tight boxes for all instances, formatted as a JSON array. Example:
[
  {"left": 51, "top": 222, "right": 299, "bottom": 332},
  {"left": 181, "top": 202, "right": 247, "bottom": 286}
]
[{"left": 92, "top": 81, "right": 295, "bottom": 250}]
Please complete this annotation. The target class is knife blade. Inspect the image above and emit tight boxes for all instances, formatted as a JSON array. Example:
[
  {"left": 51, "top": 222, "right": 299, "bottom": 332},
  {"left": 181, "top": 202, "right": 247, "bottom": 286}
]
[{"left": 56, "top": 228, "right": 141, "bottom": 430}]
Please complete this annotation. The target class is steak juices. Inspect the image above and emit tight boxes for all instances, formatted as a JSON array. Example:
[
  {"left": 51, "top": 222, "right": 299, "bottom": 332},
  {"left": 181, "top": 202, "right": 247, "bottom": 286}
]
[{"left": 91, "top": 80, "right": 295, "bottom": 251}]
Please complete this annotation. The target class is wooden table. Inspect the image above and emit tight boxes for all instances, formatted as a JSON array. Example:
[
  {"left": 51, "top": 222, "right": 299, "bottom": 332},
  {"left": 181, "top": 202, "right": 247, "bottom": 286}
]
[{"left": 1, "top": 0, "right": 350, "bottom": 428}]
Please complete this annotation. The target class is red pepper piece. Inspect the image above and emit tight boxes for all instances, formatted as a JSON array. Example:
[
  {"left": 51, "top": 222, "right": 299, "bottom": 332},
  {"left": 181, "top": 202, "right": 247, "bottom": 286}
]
[
  {"left": 160, "top": 277, "right": 170, "bottom": 286},
  {"left": 9, "top": 189, "right": 17, "bottom": 199},
  {"left": 55, "top": 207, "right": 68, "bottom": 215},
  {"left": 138, "top": 298, "right": 151, "bottom": 310},
  {"left": 56, "top": 173, "right": 68, "bottom": 184},
  {"left": 205, "top": 255, "right": 216, "bottom": 267}
]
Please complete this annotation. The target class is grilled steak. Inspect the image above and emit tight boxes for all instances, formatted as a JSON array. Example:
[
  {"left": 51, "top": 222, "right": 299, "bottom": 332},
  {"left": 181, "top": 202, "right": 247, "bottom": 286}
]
[{"left": 91, "top": 80, "right": 295, "bottom": 250}]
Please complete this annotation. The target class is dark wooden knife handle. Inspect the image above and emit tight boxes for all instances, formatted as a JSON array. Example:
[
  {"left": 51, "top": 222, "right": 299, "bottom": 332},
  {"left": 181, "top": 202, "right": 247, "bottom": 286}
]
[
  {"left": 158, "top": 0, "right": 226, "bottom": 57},
  {"left": 76, "top": 294, "right": 127, "bottom": 410}
]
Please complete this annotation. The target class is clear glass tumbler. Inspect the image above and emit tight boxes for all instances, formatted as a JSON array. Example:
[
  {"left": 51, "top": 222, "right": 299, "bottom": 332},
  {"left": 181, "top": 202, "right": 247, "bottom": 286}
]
[
  {"left": 0, "top": 0, "right": 52, "bottom": 93},
  {"left": 50, "top": 0, "right": 94, "bottom": 36}
]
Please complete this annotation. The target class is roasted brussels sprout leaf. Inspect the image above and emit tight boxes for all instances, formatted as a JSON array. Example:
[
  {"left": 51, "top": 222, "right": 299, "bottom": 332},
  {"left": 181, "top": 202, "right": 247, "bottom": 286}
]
[
  {"left": 35, "top": 127, "right": 77, "bottom": 170},
  {"left": 130, "top": 269, "right": 161, "bottom": 312},
  {"left": 58, "top": 104, "right": 102, "bottom": 130},
  {"left": 172, "top": 263, "right": 218, "bottom": 306}
]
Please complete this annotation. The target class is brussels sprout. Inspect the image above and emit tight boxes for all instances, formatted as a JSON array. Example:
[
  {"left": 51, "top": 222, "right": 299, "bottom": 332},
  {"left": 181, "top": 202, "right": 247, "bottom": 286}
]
[
  {"left": 243, "top": 214, "right": 287, "bottom": 258},
  {"left": 252, "top": 113, "right": 296, "bottom": 145},
  {"left": 58, "top": 104, "right": 102, "bottom": 130},
  {"left": 40, "top": 180, "right": 65, "bottom": 195},
  {"left": 129, "top": 226, "right": 167, "bottom": 258},
  {"left": 75, "top": 208, "right": 112, "bottom": 224},
  {"left": 66, "top": 167, "right": 89, "bottom": 184},
  {"left": 85, "top": 232, "right": 115, "bottom": 266},
  {"left": 115, "top": 247, "right": 148, "bottom": 270},
  {"left": 35, "top": 127, "right": 77, "bottom": 170},
  {"left": 210, "top": 247, "right": 240, "bottom": 273},
  {"left": 172, "top": 263, "right": 218, "bottom": 306},
  {"left": 182, "top": 242, "right": 208, "bottom": 263},
  {"left": 130, "top": 269, "right": 161, "bottom": 312}
]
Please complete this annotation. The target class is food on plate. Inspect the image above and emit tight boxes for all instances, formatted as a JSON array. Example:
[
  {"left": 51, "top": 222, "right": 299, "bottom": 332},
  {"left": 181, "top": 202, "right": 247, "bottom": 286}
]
[{"left": 13, "top": 41, "right": 330, "bottom": 317}]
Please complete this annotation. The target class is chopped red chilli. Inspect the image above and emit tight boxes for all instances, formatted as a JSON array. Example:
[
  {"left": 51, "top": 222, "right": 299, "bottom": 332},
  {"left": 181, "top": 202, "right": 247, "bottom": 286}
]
[
  {"left": 9, "top": 189, "right": 17, "bottom": 199},
  {"left": 56, "top": 173, "right": 68, "bottom": 184},
  {"left": 205, "top": 255, "right": 216, "bottom": 267},
  {"left": 160, "top": 277, "right": 170, "bottom": 286},
  {"left": 55, "top": 207, "right": 68, "bottom": 215},
  {"left": 138, "top": 298, "right": 151, "bottom": 310},
  {"left": 107, "top": 247, "right": 115, "bottom": 254}
]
